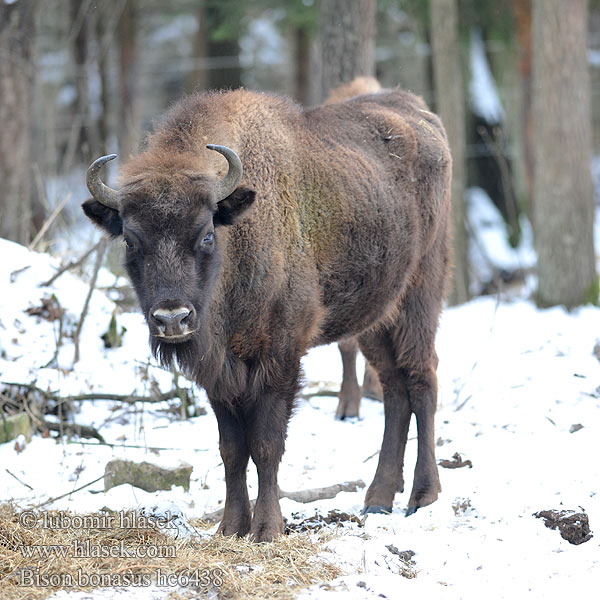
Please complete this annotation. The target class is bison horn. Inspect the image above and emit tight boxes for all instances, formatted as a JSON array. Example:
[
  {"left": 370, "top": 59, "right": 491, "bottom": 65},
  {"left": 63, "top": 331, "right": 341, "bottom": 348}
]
[
  {"left": 206, "top": 144, "right": 243, "bottom": 202},
  {"left": 86, "top": 154, "right": 120, "bottom": 211}
]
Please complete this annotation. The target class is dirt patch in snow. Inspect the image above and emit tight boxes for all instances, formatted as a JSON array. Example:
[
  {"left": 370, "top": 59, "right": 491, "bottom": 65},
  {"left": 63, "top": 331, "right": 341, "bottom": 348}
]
[
  {"left": 534, "top": 509, "right": 593, "bottom": 545},
  {"left": 439, "top": 452, "right": 473, "bottom": 469},
  {"left": 285, "top": 510, "right": 364, "bottom": 533}
]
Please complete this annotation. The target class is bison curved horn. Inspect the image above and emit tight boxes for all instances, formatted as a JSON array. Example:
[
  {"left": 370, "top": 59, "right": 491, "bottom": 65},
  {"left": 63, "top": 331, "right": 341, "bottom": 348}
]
[
  {"left": 86, "top": 154, "right": 120, "bottom": 211},
  {"left": 206, "top": 144, "right": 243, "bottom": 202}
]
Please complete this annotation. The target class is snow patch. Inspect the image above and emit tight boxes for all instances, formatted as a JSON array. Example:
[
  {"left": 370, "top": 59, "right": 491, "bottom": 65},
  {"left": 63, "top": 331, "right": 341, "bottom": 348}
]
[{"left": 469, "top": 29, "right": 504, "bottom": 124}]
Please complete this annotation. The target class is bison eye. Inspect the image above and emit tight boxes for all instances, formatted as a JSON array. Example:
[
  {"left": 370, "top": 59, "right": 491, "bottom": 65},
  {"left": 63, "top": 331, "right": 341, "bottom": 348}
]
[
  {"left": 202, "top": 232, "right": 214, "bottom": 245},
  {"left": 124, "top": 237, "right": 134, "bottom": 250}
]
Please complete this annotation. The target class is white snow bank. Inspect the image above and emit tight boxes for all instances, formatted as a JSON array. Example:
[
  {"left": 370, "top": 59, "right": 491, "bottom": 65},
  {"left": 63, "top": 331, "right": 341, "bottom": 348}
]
[{"left": 0, "top": 239, "right": 598, "bottom": 599}]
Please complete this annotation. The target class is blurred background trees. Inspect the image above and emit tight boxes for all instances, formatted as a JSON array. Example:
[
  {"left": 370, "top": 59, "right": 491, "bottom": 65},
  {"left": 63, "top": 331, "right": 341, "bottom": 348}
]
[
  {"left": 532, "top": 0, "right": 597, "bottom": 308},
  {"left": 0, "top": 0, "right": 39, "bottom": 245},
  {"left": 319, "top": 0, "right": 375, "bottom": 100},
  {"left": 430, "top": 0, "right": 469, "bottom": 305},
  {"left": 0, "top": 0, "right": 598, "bottom": 308}
]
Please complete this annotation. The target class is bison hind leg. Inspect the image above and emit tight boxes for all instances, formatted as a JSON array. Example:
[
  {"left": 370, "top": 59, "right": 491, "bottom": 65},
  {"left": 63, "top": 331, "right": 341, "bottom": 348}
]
[
  {"left": 358, "top": 285, "right": 442, "bottom": 515},
  {"left": 336, "top": 339, "right": 362, "bottom": 419}
]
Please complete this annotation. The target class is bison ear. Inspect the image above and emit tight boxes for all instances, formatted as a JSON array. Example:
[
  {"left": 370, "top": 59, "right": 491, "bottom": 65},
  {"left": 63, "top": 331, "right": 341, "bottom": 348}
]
[
  {"left": 82, "top": 199, "right": 123, "bottom": 237},
  {"left": 214, "top": 187, "right": 256, "bottom": 226}
]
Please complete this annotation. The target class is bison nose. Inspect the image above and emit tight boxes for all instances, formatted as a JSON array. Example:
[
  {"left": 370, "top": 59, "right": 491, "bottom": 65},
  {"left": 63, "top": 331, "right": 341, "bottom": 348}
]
[{"left": 151, "top": 307, "right": 192, "bottom": 337}]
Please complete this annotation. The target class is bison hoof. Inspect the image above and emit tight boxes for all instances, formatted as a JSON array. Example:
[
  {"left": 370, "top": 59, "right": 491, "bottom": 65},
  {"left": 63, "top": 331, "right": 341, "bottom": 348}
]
[
  {"left": 249, "top": 517, "right": 284, "bottom": 543},
  {"left": 249, "top": 526, "right": 282, "bottom": 543},
  {"left": 335, "top": 413, "right": 358, "bottom": 421},
  {"left": 217, "top": 521, "right": 250, "bottom": 537},
  {"left": 361, "top": 505, "right": 392, "bottom": 515},
  {"left": 405, "top": 506, "right": 418, "bottom": 517}
]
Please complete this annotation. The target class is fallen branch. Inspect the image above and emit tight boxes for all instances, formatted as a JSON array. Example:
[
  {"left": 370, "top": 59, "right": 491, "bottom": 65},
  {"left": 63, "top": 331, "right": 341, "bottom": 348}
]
[
  {"left": 41, "top": 420, "right": 105, "bottom": 443},
  {"left": 41, "top": 239, "right": 104, "bottom": 287},
  {"left": 281, "top": 480, "right": 365, "bottom": 504},
  {"left": 202, "top": 479, "right": 365, "bottom": 523},
  {"left": 298, "top": 389, "right": 340, "bottom": 399},
  {"left": 1, "top": 381, "right": 182, "bottom": 406}
]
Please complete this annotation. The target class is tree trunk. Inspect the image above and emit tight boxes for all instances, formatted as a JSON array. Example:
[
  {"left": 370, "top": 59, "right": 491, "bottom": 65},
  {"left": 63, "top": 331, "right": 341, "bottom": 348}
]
[
  {"left": 512, "top": 0, "right": 533, "bottom": 216},
  {"left": 70, "top": 0, "right": 101, "bottom": 166},
  {"left": 186, "top": 1, "right": 208, "bottom": 93},
  {"left": 294, "top": 24, "right": 311, "bottom": 105},
  {"left": 95, "top": 3, "right": 110, "bottom": 157},
  {"left": 206, "top": 4, "right": 242, "bottom": 91},
  {"left": 117, "top": 0, "right": 139, "bottom": 161},
  {"left": 532, "top": 0, "right": 597, "bottom": 307},
  {"left": 319, "top": 0, "right": 375, "bottom": 101},
  {"left": 430, "top": 0, "right": 469, "bottom": 305},
  {"left": 0, "top": 0, "right": 38, "bottom": 245}
]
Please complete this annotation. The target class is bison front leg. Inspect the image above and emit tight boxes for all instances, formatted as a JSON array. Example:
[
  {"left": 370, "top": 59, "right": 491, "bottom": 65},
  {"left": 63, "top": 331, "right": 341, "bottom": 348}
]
[
  {"left": 246, "top": 384, "right": 295, "bottom": 542},
  {"left": 211, "top": 403, "right": 252, "bottom": 537}
]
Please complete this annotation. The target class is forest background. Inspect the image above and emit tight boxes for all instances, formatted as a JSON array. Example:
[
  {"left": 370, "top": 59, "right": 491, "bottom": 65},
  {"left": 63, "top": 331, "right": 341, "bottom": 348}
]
[{"left": 0, "top": 0, "right": 599, "bottom": 308}]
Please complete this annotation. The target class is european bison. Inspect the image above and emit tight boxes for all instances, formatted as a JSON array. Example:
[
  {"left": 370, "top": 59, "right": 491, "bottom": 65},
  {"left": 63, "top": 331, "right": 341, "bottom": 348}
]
[{"left": 83, "top": 80, "right": 452, "bottom": 542}]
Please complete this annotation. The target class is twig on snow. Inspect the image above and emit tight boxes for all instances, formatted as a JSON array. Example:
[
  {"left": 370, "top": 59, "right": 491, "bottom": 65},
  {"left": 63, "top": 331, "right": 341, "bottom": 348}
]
[
  {"left": 5, "top": 469, "right": 34, "bottom": 491},
  {"left": 73, "top": 236, "right": 109, "bottom": 364},
  {"left": 201, "top": 479, "right": 366, "bottom": 523},
  {"left": 362, "top": 449, "right": 380, "bottom": 463},
  {"left": 41, "top": 294, "right": 64, "bottom": 369},
  {"left": 41, "top": 239, "right": 104, "bottom": 287},
  {"left": 35, "top": 474, "right": 105, "bottom": 508},
  {"left": 28, "top": 194, "right": 70, "bottom": 252},
  {"left": 67, "top": 440, "right": 205, "bottom": 452}
]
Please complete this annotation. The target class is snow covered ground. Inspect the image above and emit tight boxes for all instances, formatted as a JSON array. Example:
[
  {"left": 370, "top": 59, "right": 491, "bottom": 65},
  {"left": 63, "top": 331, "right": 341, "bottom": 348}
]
[{"left": 0, "top": 236, "right": 599, "bottom": 599}]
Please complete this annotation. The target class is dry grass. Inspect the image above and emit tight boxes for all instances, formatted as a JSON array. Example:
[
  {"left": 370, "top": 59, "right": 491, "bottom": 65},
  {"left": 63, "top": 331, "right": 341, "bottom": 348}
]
[{"left": 0, "top": 503, "right": 342, "bottom": 599}]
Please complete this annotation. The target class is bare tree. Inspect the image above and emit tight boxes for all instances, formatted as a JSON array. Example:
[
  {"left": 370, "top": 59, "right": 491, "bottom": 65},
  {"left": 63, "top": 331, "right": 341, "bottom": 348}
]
[
  {"left": 532, "top": 0, "right": 597, "bottom": 307},
  {"left": 70, "top": 0, "right": 102, "bottom": 166},
  {"left": 293, "top": 21, "right": 311, "bottom": 105},
  {"left": 186, "top": 2, "right": 208, "bottom": 93},
  {"left": 319, "top": 0, "right": 375, "bottom": 101},
  {"left": 206, "top": 1, "right": 243, "bottom": 90},
  {"left": 118, "top": 0, "right": 139, "bottom": 161},
  {"left": 430, "top": 0, "right": 469, "bottom": 304},
  {"left": 0, "top": 0, "right": 38, "bottom": 245},
  {"left": 512, "top": 0, "right": 533, "bottom": 213}
]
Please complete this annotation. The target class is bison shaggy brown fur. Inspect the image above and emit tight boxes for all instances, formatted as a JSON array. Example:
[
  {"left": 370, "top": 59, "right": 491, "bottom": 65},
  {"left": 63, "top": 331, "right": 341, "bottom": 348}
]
[{"left": 83, "top": 80, "right": 452, "bottom": 542}]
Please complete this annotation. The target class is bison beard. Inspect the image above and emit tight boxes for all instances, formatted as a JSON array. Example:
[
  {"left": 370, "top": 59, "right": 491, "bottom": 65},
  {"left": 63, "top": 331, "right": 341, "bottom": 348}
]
[{"left": 82, "top": 79, "right": 452, "bottom": 542}]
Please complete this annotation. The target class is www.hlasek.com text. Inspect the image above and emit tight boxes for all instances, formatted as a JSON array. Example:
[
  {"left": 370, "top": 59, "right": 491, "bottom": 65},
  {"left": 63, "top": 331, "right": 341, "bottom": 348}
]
[{"left": 20, "top": 539, "right": 177, "bottom": 559}]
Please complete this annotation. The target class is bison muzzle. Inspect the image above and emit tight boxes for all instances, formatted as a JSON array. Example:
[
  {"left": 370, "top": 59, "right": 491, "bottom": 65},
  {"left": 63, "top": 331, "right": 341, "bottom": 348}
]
[{"left": 82, "top": 81, "right": 452, "bottom": 542}]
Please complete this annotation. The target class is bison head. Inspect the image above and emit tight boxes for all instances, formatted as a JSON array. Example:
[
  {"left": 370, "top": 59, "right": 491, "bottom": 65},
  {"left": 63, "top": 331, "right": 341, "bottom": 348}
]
[{"left": 82, "top": 145, "right": 256, "bottom": 366}]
